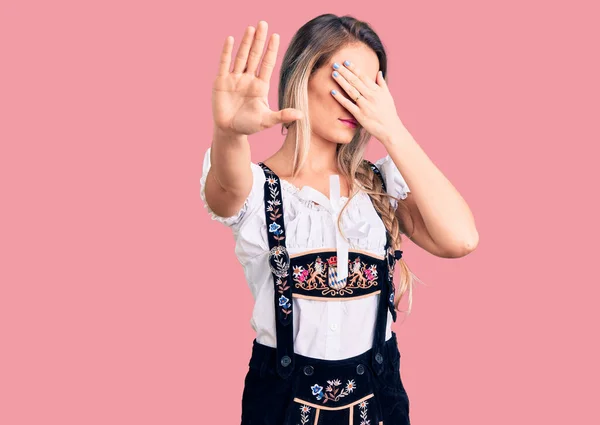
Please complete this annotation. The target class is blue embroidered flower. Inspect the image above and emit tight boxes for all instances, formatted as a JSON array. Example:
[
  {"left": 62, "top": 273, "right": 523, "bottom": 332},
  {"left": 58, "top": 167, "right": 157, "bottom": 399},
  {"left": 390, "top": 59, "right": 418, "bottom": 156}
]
[
  {"left": 389, "top": 291, "right": 395, "bottom": 303},
  {"left": 269, "top": 223, "right": 281, "bottom": 233},
  {"left": 311, "top": 384, "right": 324, "bottom": 400},
  {"left": 279, "top": 295, "right": 291, "bottom": 308}
]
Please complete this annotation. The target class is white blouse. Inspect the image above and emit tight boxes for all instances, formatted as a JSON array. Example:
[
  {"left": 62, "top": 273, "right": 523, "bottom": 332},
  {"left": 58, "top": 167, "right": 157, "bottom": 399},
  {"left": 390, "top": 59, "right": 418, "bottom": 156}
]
[{"left": 200, "top": 147, "right": 410, "bottom": 360}]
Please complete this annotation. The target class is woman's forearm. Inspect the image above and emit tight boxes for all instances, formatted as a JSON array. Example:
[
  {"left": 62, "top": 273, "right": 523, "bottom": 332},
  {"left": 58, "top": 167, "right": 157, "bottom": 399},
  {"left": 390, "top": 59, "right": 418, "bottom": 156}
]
[
  {"left": 209, "top": 126, "right": 252, "bottom": 195},
  {"left": 203, "top": 126, "right": 254, "bottom": 218},
  {"left": 382, "top": 123, "right": 479, "bottom": 251}
]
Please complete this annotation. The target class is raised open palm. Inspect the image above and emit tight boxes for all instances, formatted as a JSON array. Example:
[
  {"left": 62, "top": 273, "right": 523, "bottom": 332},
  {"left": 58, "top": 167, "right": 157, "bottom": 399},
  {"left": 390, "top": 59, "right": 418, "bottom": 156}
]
[{"left": 212, "top": 21, "right": 303, "bottom": 136}]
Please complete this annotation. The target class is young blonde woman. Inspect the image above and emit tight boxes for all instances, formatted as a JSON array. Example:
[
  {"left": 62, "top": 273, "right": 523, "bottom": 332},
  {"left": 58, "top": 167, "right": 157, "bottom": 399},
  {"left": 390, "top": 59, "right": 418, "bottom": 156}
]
[{"left": 201, "top": 14, "right": 478, "bottom": 425}]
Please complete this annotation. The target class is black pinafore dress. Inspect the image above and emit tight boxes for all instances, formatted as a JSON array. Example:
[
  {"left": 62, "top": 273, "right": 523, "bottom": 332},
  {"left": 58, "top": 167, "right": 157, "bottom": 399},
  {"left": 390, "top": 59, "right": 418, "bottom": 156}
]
[{"left": 240, "top": 160, "right": 411, "bottom": 425}]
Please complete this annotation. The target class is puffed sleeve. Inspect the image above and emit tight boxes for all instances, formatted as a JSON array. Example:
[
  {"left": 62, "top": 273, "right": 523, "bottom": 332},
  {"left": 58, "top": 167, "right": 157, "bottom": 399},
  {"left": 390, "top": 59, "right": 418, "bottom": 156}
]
[
  {"left": 199, "top": 146, "right": 266, "bottom": 229},
  {"left": 374, "top": 154, "right": 411, "bottom": 210}
]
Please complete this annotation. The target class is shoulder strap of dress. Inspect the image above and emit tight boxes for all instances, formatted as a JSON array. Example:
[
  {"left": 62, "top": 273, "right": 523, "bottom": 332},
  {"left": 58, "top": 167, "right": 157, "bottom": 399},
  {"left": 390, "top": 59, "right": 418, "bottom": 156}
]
[
  {"left": 257, "top": 162, "right": 295, "bottom": 379},
  {"left": 362, "top": 159, "right": 403, "bottom": 324}
]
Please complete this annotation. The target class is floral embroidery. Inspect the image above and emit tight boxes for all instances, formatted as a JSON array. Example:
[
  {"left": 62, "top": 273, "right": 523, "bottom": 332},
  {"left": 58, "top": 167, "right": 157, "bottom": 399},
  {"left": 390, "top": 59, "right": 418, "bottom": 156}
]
[
  {"left": 311, "top": 379, "right": 356, "bottom": 403},
  {"left": 260, "top": 165, "right": 292, "bottom": 320},
  {"left": 269, "top": 222, "right": 282, "bottom": 235},
  {"left": 275, "top": 276, "right": 291, "bottom": 318},
  {"left": 263, "top": 171, "right": 284, "bottom": 238},
  {"left": 358, "top": 399, "right": 370, "bottom": 425},
  {"left": 279, "top": 294, "right": 291, "bottom": 309},
  {"left": 298, "top": 404, "right": 311, "bottom": 425},
  {"left": 293, "top": 254, "right": 379, "bottom": 297}
]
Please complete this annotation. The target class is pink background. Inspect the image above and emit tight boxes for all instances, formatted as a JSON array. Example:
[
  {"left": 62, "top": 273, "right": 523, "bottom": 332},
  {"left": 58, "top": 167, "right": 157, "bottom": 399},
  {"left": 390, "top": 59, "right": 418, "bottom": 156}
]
[{"left": 1, "top": 0, "right": 598, "bottom": 424}]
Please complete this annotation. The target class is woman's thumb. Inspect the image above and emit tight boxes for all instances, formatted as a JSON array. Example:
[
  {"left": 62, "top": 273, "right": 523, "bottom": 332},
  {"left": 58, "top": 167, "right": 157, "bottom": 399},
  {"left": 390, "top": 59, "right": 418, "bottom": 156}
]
[{"left": 265, "top": 108, "right": 303, "bottom": 127}]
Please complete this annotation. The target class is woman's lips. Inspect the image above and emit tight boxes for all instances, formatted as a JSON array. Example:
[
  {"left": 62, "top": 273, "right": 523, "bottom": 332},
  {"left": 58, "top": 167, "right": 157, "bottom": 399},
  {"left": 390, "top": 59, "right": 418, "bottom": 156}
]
[{"left": 339, "top": 119, "right": 358, "bottom": 128}]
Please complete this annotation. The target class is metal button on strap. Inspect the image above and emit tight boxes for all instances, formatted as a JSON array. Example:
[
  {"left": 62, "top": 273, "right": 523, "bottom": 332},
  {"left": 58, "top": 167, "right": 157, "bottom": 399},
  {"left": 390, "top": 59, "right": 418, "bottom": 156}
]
[
  {"left": 375, "top": 353, "right": 384, "bottom": 364},
  {"left": 281, "top": 355, "right": 291, "bottom": 367},
  {"left": 356, "top": 364, "right": 365, "bottom": 375},
  {"left": 303, "top": 365, "right": 314, "bottom": 376}
]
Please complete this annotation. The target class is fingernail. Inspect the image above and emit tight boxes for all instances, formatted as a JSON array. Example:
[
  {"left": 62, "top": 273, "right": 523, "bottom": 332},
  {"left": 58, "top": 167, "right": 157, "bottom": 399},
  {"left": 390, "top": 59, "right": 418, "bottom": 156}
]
[
  {"left": 333, "top": 71, "right": 339, "bottom": 77},
  {"left": 344, "top": 60, "right": 351, "bottom": 66},
  {"left": 333, "top": 63, "right": 340, "bottom": 69},
  {"left": 331, "top": 89, "right": 337, "bottom": 95}
]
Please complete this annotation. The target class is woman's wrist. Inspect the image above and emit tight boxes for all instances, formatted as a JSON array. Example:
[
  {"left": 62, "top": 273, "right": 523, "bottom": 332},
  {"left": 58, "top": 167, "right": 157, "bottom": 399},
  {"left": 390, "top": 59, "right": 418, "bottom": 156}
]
[{"left": 212, "top": 124, "right": 248, "bottom": 146}]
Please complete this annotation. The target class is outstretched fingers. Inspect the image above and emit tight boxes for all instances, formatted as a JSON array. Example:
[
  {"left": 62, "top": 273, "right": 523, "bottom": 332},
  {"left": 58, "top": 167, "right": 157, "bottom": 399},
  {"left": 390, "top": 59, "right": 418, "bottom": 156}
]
[
  {"left": 217, "top": 35, "right": 234, "bottom": 76},
  {"left": 258, "top": 33, "right": 279, "bottom": 83},
  {"left": 245, "top": 21, "right": 268, "bottom": 75},
  {"left": 232, "top": 25, "right": 256, "bottom": 74}
]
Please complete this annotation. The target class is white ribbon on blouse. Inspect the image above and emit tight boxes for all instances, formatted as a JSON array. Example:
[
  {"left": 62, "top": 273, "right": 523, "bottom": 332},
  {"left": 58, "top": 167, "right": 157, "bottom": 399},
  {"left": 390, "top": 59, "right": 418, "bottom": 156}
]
[{"left": 296, "top": 174, "right": 371, "bottom": 282}]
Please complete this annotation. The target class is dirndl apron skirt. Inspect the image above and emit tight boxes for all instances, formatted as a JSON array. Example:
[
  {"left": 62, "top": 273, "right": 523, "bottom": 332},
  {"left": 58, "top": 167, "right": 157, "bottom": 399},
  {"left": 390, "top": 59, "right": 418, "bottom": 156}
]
[{"left": 241, "top": 331, "right": 410, "bottom": 425}]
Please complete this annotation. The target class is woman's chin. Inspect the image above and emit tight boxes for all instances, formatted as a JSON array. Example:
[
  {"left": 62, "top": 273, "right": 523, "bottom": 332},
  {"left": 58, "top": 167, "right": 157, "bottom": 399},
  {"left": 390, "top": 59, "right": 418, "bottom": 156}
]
[{"left": 333, "top": 134, "right": 356, "bottom": 145}]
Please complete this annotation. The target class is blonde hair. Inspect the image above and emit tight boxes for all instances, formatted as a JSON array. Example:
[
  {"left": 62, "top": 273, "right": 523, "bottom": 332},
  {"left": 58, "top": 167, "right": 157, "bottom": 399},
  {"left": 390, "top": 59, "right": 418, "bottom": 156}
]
[{"left": 278, "top": 14, "right": 422, "bottom": 318}]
